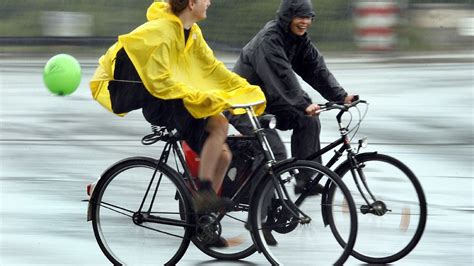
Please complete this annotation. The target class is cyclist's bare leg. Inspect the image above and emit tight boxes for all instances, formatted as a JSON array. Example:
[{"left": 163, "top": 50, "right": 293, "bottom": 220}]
[
  {"left": 211, "top": 143, "right": 232, "bottom": 192},
  {"left": 193, "top": 114, "right": 234, "bottom": 216},
  {"left": 199, "top": 114, "right": 231, "bottom": 192}
]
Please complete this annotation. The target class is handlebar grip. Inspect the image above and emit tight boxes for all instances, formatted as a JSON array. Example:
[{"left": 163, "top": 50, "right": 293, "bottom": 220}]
[{"left": 319, "top": 97, "right": 367, "bottom": 111}]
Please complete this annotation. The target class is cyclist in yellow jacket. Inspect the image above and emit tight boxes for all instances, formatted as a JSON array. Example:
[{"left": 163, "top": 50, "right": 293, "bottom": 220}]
[{"left": 90, "top": 0, "right": 266, "bottom": 214}]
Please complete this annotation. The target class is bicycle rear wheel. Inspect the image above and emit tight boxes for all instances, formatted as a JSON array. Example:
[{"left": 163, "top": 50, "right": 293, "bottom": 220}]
[
  {"left": 249, "top": 160, "right": 358, "bottom": 265},
  {"left": 90, "top": 157, "right": 193, "bottom": 265},
  {"left": 330, "top": 153, "right": 427, "bottom": 264}
]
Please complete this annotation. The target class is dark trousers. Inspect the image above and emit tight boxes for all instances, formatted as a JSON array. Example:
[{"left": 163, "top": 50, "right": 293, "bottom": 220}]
[
  {"left": 229, "top": 108, "right": 322, "bottom": 218},
  {"left": 229, "top": 108, "right": 322, "bottom": 219},
  {"left": 228, "top": 106, "right": 322, "bottom": 164},
  {"left": 228, "top": 114, "right": 288, "bottom": 161}
]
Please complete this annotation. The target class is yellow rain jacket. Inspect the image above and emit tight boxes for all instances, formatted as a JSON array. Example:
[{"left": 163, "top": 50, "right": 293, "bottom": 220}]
[{"left": 90, "top": 1, "right": 265, "bottom": 118}]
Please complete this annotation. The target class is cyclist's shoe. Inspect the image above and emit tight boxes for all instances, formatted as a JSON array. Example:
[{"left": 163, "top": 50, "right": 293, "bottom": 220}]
[
  {"left": 193, "top": 189, "right": 234, "bottom": 214},
  {"left": 294, "top": 182, "right": 324, "bottom": 196},
  {"left": 205, "top": 236, "right": 228, "bottom": 248},
  {"left": 205, "top": 235, "right": 247, "bottom": 248}
]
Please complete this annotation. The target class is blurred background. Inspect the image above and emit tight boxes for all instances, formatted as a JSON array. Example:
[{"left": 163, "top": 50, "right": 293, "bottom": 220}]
[
  {"left": 0, "top": 0, "right": 473, "bottom": 265},
  {"left": 0, "top": 0, "right": 473, "bottom": 53}
]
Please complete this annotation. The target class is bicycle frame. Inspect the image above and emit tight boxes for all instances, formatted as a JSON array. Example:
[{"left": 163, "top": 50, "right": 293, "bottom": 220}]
[
  {"left": 297, "top": 104, "right": 378, "bottom": 209},
  {"left": 136, "top": 128, "right": 275, "bottom": 228},
  {"left": 131, "top": 103, "right": 314, "bottom": 232},
  {"left": 243, "top": 107, "right": 312, "bottom": 223}
]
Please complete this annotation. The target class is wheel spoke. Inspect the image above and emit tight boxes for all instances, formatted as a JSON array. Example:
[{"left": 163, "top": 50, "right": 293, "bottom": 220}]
[
  {"left": 333, "top": 153, "right": 427, "bottom": 263},
  {"left": 251, "top": 161, "right": 357, "bottom": 265},
  {"left": 136, "top": 223, "right": 186, "bottom": 239},
  {"left": 97, "top": 201, "right": 134, "bottom": 217},
  {"left": 91, "top": 159, "right": 192, "bottom": 265}
]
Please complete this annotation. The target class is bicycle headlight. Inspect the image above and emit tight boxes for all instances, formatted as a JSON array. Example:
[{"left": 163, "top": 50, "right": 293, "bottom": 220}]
[
  {"left": 358, "top": 137, "right": 368, "bottom": 149},
  {"left": 259, "top": 114, "right": 277, "bottom": 129}
]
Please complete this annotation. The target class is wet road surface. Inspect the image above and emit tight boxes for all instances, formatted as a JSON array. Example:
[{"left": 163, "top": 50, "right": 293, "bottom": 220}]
[{"left": 0, "top": 53, "right": 472, "bottom": 265}]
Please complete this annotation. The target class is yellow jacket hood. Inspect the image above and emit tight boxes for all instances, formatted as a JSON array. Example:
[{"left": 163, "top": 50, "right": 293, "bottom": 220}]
[
  {"left": 146, "top": 1, "right": 174, "bottom": 21},
  {"left": 90, "top": 1, "right": 265, "bottom": 118}
]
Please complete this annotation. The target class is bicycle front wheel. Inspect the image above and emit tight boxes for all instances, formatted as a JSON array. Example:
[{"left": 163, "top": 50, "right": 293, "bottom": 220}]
[
  {"left": 90, "top": 157, "right": 193, "bottom": 265},
  {"left": 331, "top": 153, "right": 427, "bottom": 264},
  {"left": 250, "top": 160, "right": 358, "bottom": 265}
]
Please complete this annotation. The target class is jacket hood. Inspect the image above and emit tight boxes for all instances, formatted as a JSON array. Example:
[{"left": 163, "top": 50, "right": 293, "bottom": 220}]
[
  {"left": 276, "top": 0, "right": 315, "bottom": 30},
  {"left": 146, "top": 1, "right": 177, "bottom": 22}
]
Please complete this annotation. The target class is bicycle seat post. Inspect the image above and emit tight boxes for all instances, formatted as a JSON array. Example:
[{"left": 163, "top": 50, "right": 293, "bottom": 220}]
[{"left": 243, "top": 106, "right": 277, "bottom": 165}]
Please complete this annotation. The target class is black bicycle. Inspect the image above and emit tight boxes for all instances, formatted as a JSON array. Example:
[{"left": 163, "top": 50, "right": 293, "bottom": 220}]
[
  {"left": 304, "top": 99, "right": 427, "bottom": 264},
  {"left": 87, "top": 101, "right": 358, "bottom": 265}
]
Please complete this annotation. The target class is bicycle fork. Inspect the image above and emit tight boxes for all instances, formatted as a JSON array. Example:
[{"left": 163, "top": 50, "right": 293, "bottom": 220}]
[
  {"left": 348, "top": 154, "right": 391, "bottom": 216},
  {"left": 268, "top": 167, "right": 312, "bottom": 225}
]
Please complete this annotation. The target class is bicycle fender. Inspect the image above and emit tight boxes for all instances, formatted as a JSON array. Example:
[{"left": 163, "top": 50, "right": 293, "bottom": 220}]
[
  {"left": 272, "top": 158, "right": 299, "bottom": 170},
  {"left": 88, "top": 156, "right": 195, "bottom": 223},
  {"left": 246, "top": 158, "right": 296, "bottom": 199},
  {"left": 87, "top": 157, "right": 159, "bottom": 222},
  {"left": 100, "top": 156, "right": 158, "bottom": 180},
  {"left": 247, "top": 158, "right": 298, "bottom": 209},
  {"left": 90, "top": 156, "right": 158, "bottom": 200},
  {"left": 252, "top": 158, "right": 297, "bottom": 187},
  {"left": 246, "top": 157, "right": 298, "bottom": 252},
  {"left": 333, "top": 152, "right": 378, "bottom": 176}
]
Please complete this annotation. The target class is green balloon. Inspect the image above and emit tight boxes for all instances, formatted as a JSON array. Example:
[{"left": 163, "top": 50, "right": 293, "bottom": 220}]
[{"left": 43, "top": 54, "right": 82, "bottom": 96}]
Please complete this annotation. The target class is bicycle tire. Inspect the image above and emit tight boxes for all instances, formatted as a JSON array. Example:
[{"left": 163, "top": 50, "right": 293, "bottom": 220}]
[
  {"left": 249, "top": 160, "right": 358, "bottom": 265},
  {"left": 90, "top": 157, "right": 193, "bottom": 265},
  {"left": 329, "top": 152, "right": 427, "bottom": 264}
]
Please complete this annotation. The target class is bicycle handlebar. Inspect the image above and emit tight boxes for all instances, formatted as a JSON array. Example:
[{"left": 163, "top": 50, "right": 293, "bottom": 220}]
[{"left": 318, "top": 97, "right": 367, "bottom": 112}]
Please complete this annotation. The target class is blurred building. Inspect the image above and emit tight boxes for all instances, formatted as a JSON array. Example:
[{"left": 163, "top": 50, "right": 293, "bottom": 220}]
[
  {"left": 408, "top": 3, "right": 473, "bottom": 48},
  {"left": 41, "top": 11, "right": 93, "bottom": 37}
]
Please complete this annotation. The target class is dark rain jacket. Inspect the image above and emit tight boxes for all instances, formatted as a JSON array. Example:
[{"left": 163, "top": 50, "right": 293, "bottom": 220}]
[{"left": 233, "top": 0, "right": 347, "bottom": 113}]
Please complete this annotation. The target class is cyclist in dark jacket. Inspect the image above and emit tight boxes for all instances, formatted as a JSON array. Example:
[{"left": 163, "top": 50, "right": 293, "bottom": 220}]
[{"left": 229, "top": 0, "right": 357, "bottom": 193}]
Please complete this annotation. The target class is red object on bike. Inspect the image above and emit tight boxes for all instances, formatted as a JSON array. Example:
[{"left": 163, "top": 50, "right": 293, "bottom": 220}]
[
  {"left": 86, "top": 182, "right": 96, "bottom": 197},
  {"left": 182, "top": 141, "right": 200, "bottom": 178},
  {"left": 182, "top": 141, "right": 224, "bottom": 195},
  {"left": 86, "top": 183, "right": 92, "bottom": 196}
]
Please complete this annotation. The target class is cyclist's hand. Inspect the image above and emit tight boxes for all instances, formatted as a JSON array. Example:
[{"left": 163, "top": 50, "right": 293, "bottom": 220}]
[
  {"left": 305, "top": 103, "right": 321, "bottom": 116},
  {"left": 344, "top": 95, "right": 358, "bottom": 104}
]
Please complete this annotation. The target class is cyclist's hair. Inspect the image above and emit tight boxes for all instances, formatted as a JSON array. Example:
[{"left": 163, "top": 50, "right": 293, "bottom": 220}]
[{"left": 168, "top": 0, "right": 192, "bottom": 15}]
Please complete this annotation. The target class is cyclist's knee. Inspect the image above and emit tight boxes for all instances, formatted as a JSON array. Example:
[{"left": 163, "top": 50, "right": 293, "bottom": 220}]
[{"left": 206, "top": 115, "right": 229, "bottom": 138}]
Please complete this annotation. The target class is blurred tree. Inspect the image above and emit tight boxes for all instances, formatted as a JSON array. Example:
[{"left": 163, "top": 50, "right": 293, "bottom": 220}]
[
  {"left": 0, "top": 0, "right": 471, "bottom": 51},
  {"left": 200, "top": 0, "right": 354, "bottom": 50}
]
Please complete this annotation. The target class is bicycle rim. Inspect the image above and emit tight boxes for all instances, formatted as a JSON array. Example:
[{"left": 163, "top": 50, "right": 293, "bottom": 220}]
[
  {"left": 332, "top": 153, "right": 427, "bottom": 263},
  {"left": 250, "top": 160, "right": 357, "bottom": 265},
  {"left": 91, "top": 158, "right": 192, "bottom": 265}
]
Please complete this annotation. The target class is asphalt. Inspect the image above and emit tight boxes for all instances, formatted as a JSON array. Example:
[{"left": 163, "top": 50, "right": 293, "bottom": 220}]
[{"left": 0, "top": 51, "right": 473, "bottom": 265}]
